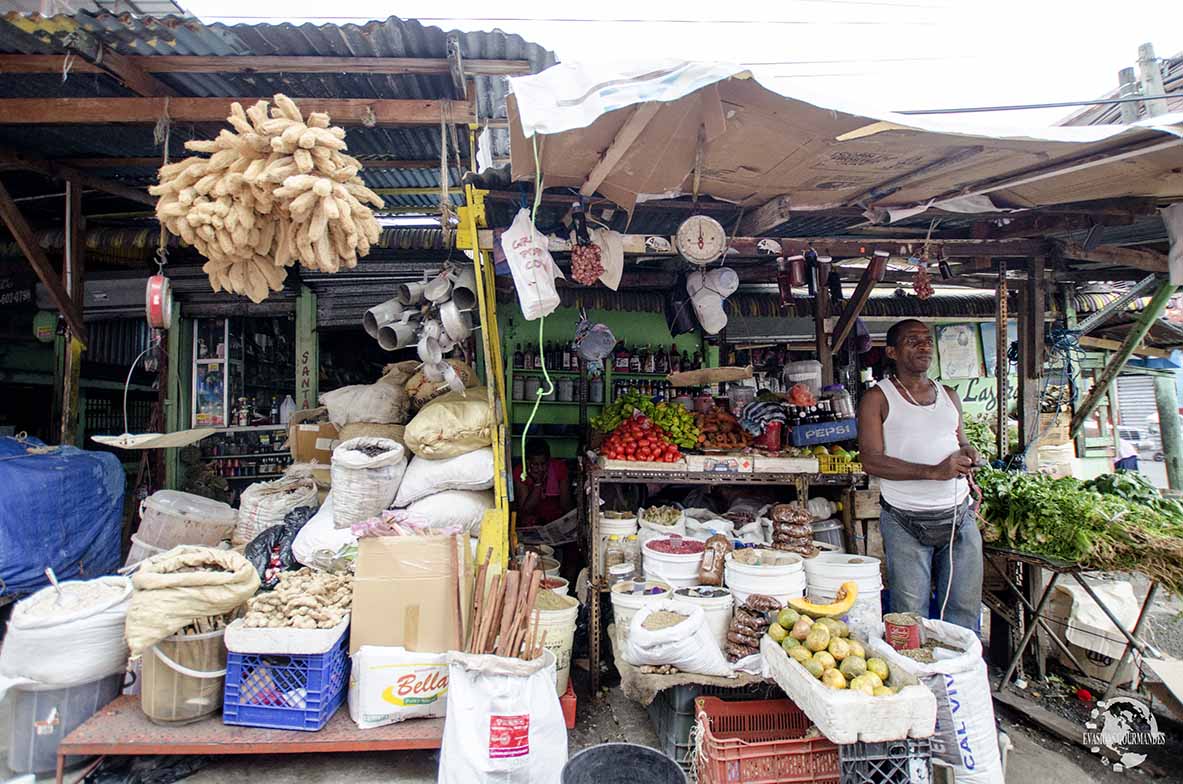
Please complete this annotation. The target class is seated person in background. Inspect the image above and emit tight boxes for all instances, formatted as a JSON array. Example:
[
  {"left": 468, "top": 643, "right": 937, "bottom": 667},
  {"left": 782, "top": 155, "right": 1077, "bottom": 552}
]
[{"left": 513, "top": 441, "right": 573, "bottom": 528}]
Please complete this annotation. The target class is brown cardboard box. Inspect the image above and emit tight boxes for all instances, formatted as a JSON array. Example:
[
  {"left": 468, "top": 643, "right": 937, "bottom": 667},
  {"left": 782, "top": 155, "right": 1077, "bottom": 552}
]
[
  {"left": 289, "top": 407, "right": 339, "bottom": 465},
  {"left": 350, "top": 534, "right": 471, "bottom": 655}
]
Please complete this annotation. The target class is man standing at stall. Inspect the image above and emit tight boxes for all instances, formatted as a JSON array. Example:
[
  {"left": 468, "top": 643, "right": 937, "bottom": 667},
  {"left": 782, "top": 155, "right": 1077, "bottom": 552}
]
[{"left": 857, "top": 319, "right": 983, "bottom": 631}]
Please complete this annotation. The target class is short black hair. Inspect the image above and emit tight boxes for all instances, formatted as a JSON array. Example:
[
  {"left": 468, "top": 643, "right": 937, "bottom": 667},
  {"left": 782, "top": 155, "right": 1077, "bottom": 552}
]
[
  {"left": 525, "top": 440, "right": 551, "bottom": 459},
  {"left": 886, "top": 319, "right": 927, "bottom": 348}
]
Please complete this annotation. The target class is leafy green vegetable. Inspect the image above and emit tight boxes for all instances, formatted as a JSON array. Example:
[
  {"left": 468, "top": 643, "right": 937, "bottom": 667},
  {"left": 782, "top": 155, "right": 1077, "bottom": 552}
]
[
  {"left": 964, "top": 414, "right": 997, "bottom": 461},
  {"left": 975, "top": 467, "right": 1183, "bottom": 594},
  {"left": 591, "top": 391, "right": 700, "bottom": 448}
]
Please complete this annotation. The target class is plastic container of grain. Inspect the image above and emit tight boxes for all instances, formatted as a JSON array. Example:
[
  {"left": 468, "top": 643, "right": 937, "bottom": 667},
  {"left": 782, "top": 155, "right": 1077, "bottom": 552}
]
[
  {"left": 140, "top": 627, "right": 228, "bottom": 725},
  {"left": 673, "top": 586, "right": 733, "bottom": 651},
  {"left": 642, "top": 537, "right": 705, "bottom": 589},
  {"left": 724, "top": 549, "right": 806, "bottom": 606},
  {"left": 137, "top": 490, "right": 237, "bottom": 550},
  {"left": 535, "top": 592, "right": 580, "bottom": 696}
]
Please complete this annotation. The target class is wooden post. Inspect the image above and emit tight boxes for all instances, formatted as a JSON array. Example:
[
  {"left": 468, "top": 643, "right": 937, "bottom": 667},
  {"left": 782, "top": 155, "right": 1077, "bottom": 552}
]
[
  {"left": 295, "top": 286, "right": 319, "bottom": 411},
  {"left": 59, "top": 179, "right": 85, "bottom": 445},
  {"left": 1017, "top": 258, "right": 1046, "bottom": 465},
  {"left": 995, "top": 260, "right": 1008, "bottom": 459},
  {"left": 1061, "top": 283, "right": 1089, "bottom": 458},
  {"left": 1154, "top": 376, "right": 1183, "bottom": 489},
  {"left": 814, "top": 259, "right": 833, "bottom": 384},
  {"left": 1137, "top": 43, "right": 1169, "bottom": 117},
  {"left": 165, "top": 303, "right": 184, "bottom": 490},
  {"left": 1071, "top": 281, "right": 1178, "bottom": 436}
]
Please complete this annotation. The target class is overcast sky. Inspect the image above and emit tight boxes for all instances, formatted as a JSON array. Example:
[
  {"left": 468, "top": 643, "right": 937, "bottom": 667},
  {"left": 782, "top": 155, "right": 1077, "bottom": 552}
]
[{"left": 185, "top": 0, "right": 1183, "bottom": 128}]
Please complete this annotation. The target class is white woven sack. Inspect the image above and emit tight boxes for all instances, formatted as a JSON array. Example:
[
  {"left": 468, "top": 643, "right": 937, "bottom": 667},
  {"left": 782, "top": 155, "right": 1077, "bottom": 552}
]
[
  {"left": 393, "top": 449, "right": 495, "bottom": 507},
  {"left": 403, "top": 490, "right": 494, "bottom": 536},
  {"left": 623, "top": 600, "right": 733, "bottom": 678},
  {"left": 234, "top": 474, "right": 319, "bottom": 545},
  {"left": 0, "top": 576, "right": 132, "bottom": 699},
  {"left": 330, "top": 437, "right": 407, "bottom": 529},
  {"left": 291, "top": 496, "right": 357, "bottom": 571}
]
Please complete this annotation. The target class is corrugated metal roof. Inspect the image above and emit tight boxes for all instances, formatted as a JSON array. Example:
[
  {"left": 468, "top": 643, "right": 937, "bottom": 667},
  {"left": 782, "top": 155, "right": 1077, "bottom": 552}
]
[{"left": 0, "top": 11, "right": 554, "bottom": 209}]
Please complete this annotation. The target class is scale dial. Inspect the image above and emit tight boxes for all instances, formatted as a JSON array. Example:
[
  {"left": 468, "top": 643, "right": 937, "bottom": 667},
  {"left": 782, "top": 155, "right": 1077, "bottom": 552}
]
[{"left": 674, "top": 215, "right": 727, "bottom": 265}]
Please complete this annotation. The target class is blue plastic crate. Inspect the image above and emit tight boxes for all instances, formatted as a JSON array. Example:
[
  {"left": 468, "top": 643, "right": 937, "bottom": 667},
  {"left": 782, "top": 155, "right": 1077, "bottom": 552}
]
[{"left": 222, "top": 624, "right": 350, "bottom": 731}]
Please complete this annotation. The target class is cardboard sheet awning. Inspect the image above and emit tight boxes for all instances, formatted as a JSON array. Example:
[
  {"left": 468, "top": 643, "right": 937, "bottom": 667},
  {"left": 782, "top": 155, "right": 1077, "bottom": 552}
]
[{"left": 508, "top": 61, "right": 1183, "bottom": 221}]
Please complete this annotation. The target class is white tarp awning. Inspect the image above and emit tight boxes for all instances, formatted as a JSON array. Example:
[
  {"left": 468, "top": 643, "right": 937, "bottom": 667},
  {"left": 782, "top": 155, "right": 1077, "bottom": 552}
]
[{"left": 507, "top": 61, "right": 1183, "bottom": 221}]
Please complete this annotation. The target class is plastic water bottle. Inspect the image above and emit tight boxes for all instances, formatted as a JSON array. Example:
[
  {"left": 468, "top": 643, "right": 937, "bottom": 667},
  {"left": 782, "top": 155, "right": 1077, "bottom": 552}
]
[{"left": 279, "top": 394, "right": 296, "bottom": 425}]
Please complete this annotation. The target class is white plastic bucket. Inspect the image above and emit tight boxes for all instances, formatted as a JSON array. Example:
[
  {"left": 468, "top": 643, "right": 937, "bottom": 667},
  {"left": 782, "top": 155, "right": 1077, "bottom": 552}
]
[
  {"left": 805, "top": 553, "right": 884, "bottom": 632},
  {"left": 725, "top": 551, "right": 806, "bottom": 606},
  {"left": 540, "top": 557, "right": 561, "bottom": 578},
  {"left": 600, "top": 516, "right": 638, "bottom": 576},
  {"left": 536, "top": 595, "right": 579, "bottom": 695},
  {"left": 673, "top": 587, "right": 733, "bottom": 651},
  {"left": 642, "top": 539, "right": 704, "bottom": 589},
  {"left": 609, "top": 580, "right": 671, "bottom": 645},
  {"left": 543, "top": 576, "right": 570, "bottom": 596}
]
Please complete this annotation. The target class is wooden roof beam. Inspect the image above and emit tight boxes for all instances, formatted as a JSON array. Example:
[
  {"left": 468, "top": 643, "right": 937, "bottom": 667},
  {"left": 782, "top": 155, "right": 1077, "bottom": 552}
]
[
  {"left": 0, "top": 54, "right": 533, "bottom": 76},
  {"left": 739, "top": 195, "right": 792, "bottom": 236},
  {"left": 0, "top": 149, "right": 153, "bottom": 206},
  {"left": 56, "top": 157, "right": 465, "bottom": 170},
  {"left": 579, "top": 102, "right": 661, "bottom": 198},
  {"left": 0, "top": 98, "right": 476, "bottom": 126},
  {"left": 1057, "top": 240, "right": 1168, "bottom": 273},
  {"left": 0, "top": 179, "right": 86, "bottom": 344},
  {"left": 831, "top": 255, "right": 886, "bottom": 353},
  {"left": 64, "top": 32, "right": 177, "bottom": 98}
]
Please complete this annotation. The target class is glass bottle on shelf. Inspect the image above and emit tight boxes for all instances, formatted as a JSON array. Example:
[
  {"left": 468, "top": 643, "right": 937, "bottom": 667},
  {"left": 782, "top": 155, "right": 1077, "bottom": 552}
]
[
  {"left": 669, "top": 345, "right": 681, "bottom": 373},
  {"left": 514, "top": 343, "right": 524, "bottom": 369},
  {"left": 692, "top": 351, "right": 703, "bottom": 370},
  {"left": 589, "top": 369, "right": 604, "bottom": 404},
  {"left": 614, "top": 342, "right": 630, "bottom": 372},
  {"left": 534, "top": 343, "right": 543, "bottom": 369},
  {"left": 512, "top": 374, "right": 525, "bottom": 401},
  {"left": 681, "top": 350, "right": 691, "bottom": 371},
  {"left": 270, "top": 396, "right": 280, "bottom": 425},
  {"left": 655, "top": 345, "right": 668, "bottom": 374},
  {"left": 629, "top": 346, "right": 642, "bottom": 374},
  {"left": 643, "top": 345, "right": 656, "bottom": 374}
]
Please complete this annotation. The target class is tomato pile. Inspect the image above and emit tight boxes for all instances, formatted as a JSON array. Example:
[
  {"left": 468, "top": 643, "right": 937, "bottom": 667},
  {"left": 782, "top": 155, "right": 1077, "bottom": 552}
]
[{"left": 600, "top": 414, "right": 683, "bottom": 463}]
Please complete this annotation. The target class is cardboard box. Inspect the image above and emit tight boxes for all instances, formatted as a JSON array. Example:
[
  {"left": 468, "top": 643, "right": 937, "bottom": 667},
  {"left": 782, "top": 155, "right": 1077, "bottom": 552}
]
[
  {"left": 686, "top": 453, "right": 753, "bottom": 474},
  {"left": 350, "top": 534, "right": 471, "bottom": 655},
  {"left": 289, "top": 407, "right": 339, "bottom": 464},
  {"left": 1045, "top": 583, "right": 1139, "bottom": 688}
]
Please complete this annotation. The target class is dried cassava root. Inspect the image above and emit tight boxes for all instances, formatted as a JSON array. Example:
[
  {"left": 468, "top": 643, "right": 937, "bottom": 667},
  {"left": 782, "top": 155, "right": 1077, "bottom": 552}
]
[
  {"left": 151, "top": 94, "right": 384, "bottom": 303},
  {"left": 242, "top": 567, "right": 352, "bottom": 629}
]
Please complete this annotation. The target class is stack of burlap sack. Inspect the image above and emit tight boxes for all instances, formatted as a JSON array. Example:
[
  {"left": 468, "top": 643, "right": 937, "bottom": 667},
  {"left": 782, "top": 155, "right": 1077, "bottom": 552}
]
[{"left": 292, "top": 358, "right": 493, "bottom": 569}]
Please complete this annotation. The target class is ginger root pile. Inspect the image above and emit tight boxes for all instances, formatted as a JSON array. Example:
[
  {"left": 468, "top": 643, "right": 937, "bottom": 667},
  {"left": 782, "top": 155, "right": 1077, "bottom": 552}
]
[
  {"left": 242, "top": 567, "right": 352, "bottom": 629},
  {"left": 150, "top": 94, "right": 384, "bottom": 303}
]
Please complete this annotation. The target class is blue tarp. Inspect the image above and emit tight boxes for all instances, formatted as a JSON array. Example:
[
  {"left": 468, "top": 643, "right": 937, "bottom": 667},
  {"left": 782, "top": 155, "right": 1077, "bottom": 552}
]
[{"left": 0, "top": 436, "right": 125, "bottom": 598}]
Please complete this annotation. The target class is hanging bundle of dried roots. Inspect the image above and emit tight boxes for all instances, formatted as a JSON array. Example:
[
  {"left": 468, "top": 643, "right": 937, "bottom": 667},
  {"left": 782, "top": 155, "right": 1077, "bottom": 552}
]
[{"left": 150, "top": 94, "right": 385, "bottom": 303}]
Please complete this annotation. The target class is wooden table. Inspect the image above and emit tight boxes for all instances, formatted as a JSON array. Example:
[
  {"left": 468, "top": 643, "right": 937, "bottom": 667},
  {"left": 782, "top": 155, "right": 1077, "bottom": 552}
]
[{"left": 55, "top": 696, "right": 443, "bottom": 784}]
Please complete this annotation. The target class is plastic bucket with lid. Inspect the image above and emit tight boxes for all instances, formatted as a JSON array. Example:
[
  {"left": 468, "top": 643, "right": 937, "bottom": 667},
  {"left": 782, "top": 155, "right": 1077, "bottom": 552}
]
[
  {"left": 609, "top": 580, "right": 671, "bottom": 645},
  {"left": 536, "top": 594, "right": 580, "bottom": 695},
  {"left": 7, "top": 673, "right": 123, "bottom": 774},
  {"left": 673, "top": 587, "right": 733, "bottom": 650},
  {"left": 642, "top": 538, "right": 705, "bottom": 589},
  {"left": 724, "top": 550, "right": 806, "bottom": 606},
  {"left": 600, "top": 516, "right": 638, "bottom": 575},
  {"left": 811, "top": 519, "right": 844, "bottom": 551},
  {"left": 137, "top": 490, "right": 236, "bottom": 550},
  {"left": 123, "top": 534, "right": 167, "bottom": 569},
  {"left": 804, "top": 552, "right": 884, "bottom": 631},
  {"left": 140, "top": 627, "right": 227, "bottom": 725}
]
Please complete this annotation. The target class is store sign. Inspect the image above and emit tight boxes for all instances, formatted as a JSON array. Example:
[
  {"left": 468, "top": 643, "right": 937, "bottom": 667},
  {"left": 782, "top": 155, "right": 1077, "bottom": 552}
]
[
  {"left": 298, "top": 348, "right": 315, "bottom": 410},
  {"left": 0, "top": 272, "right": 34, "bottom": 309},
  {"left": 944, "top": 376, "right": 1019, "bottom": 416}
]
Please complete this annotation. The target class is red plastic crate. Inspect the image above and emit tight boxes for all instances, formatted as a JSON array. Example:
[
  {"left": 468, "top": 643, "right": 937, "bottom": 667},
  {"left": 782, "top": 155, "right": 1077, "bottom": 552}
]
[
  {"left": 695, "top": 697, "right": 840, "bottom": 784},
  {"left": 561, "top": 680, "right": 576, "bottom": 730}
]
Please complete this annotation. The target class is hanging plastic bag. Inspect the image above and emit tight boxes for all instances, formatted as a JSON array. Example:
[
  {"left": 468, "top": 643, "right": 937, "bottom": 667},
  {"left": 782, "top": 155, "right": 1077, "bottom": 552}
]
[
  {"left": 590, "top": 227, "right": 625, "bottom": 291},
  {"left": 244, "top": 506, "right": 315, "bottom": 590},
  {"left": 500, "top": 208, "right": 563, "bottom": 321},
  {"left": 438, "top": 650, "right": 567, "bottom": 784}
]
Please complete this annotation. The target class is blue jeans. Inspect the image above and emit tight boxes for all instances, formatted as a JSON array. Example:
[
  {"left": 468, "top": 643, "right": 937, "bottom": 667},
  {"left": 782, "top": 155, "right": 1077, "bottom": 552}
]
[{"left": 880, "top": 500, "right": 983, "bottom": 632}]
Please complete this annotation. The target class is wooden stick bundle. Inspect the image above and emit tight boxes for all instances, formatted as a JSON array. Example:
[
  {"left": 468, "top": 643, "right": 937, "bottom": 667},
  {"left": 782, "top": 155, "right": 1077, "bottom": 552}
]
[{"left": 464, "top": 550, "right": 548, "bottom": 660}]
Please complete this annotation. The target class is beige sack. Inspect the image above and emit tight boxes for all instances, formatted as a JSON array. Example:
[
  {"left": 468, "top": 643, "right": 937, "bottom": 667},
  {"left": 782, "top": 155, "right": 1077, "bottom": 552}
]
[
  {"left": 339, "top": 422, "right": 405, "bottom": 445},
  {"left": 125, "top": 546, "right": 260, "bottom": 657},
  {"left": 403, "top": 387, "right": 492, "bottom": 459}
]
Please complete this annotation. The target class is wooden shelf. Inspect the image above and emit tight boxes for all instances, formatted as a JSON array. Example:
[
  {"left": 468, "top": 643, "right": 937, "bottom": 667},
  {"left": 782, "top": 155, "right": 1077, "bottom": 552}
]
[{"left": 204, "top": 452, "right": 289, "bottom": 459}]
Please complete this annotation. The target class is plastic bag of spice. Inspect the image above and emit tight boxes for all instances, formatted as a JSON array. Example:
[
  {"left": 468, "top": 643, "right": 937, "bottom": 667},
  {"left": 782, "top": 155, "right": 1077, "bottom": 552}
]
[
  {"left": 697, "top": 533, "right": 733, "bottom": 586},
  {"left": 624, "top": 600, "right": 734, "bottom": 677}
]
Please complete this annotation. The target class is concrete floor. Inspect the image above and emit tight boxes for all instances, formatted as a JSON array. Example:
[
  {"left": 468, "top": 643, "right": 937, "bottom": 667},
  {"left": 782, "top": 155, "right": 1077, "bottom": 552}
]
[{"left": 0, "top": 670, "right": 1157, "bottom": 784}]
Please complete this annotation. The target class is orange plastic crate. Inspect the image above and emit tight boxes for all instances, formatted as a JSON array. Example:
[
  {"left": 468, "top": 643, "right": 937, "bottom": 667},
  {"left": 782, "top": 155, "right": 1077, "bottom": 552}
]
[{"left": 695, "top": 697, "right": 840, "bottom": 784}]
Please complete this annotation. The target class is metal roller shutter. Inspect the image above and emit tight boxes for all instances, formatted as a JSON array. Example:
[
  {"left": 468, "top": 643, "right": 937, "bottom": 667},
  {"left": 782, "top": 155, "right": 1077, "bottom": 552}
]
[{"left": 1116, "top": 374, "right": 1158, "bottom": 428}]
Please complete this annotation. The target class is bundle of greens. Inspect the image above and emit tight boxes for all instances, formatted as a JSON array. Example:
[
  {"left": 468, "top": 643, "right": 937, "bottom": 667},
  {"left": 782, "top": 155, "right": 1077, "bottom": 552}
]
[
  {"left": 964, "top": 414, "right": 997, "bottom": 461},
  {"left": 975, "top": 467, "right": 1183, "bottom": 594},
  {"left": 1083, "top": 470, "right": 1183, "bottom": 522}
]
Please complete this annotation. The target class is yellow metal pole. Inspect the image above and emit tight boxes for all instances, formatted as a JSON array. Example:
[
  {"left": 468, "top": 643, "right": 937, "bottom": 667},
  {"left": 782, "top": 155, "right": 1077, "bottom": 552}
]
[{"left": 461, "top": 184, "right": 510, "bottom": 570}]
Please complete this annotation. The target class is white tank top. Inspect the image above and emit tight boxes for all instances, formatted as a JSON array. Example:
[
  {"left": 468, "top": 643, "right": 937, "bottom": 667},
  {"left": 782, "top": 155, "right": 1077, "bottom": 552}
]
[{"left": 878, "top": 378, "right": 969, "bottom": 512}]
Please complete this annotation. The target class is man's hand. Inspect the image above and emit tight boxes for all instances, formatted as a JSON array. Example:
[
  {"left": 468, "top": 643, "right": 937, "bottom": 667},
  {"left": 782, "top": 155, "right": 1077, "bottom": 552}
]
[
  {"left": 526, "top": 463, "right": 546, "bottom": 484},
  {"left": 928, "top": 452, "right": 974, "bottom": 480},
  {"left": 959, "top": 445, "right": 982, "bottom": 466}
]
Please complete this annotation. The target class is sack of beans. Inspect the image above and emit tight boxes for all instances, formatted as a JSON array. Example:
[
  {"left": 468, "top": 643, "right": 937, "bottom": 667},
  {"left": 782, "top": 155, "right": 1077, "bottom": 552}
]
[{"left": 330, "top": 438, "right": 407, "bottom": 529}]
